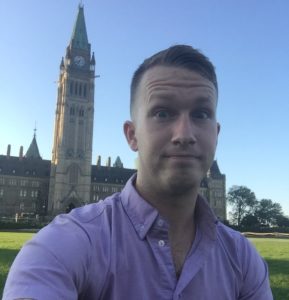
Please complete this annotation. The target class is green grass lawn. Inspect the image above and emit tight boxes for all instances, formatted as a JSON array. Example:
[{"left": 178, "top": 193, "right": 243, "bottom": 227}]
[
  {"left": 250, "top": 238, "right": 289, "bottom": 300},
  {"left": 0, "top": 232, "right": 288, "bottom": 299},
  {"left": 0, "top": 232, "right": 34, "bottom": 297}
]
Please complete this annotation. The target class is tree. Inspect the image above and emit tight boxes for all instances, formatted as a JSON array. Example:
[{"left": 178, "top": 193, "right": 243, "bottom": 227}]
[
  {"left": 275, "top": 214, "right": 289, "bottom": 227},
  {"left": 240, "top": 214, "right": 260, "bottom": 228},
  {"left": 227, "top": 186, "right": 257, "bottom": 226},
  {"left": 254, "top": 199, "right": 283, "bottom": 226}
]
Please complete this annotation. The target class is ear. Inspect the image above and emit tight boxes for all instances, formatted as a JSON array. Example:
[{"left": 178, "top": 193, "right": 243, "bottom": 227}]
[
  {"left": 123, "top": 121, "right": 138, "bottom": 151},
  {"left": 217, "top": 122, "right": 221, "bottom": 135},
  {"left": 216, "top": 122, "right": 221, "bottom": 146}
]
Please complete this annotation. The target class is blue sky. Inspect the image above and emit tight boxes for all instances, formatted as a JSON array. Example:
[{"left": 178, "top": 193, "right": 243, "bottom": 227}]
[{"left": 0, "top": 0, "right": 288, "bottom": 216}]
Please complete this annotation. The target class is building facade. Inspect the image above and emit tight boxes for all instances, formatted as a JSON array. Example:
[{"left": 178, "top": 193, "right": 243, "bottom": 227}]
[
  {"left": 0, "top": 5, "right": 226, "bottom": 221},
  {"left": 48, "top": 6, "right": 95, "bottom": 215}
]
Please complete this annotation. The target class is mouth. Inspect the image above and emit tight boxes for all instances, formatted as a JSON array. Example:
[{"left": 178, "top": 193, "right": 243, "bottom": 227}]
[{"left": 163, "top": 154, "right": 201, "bottom": 161}]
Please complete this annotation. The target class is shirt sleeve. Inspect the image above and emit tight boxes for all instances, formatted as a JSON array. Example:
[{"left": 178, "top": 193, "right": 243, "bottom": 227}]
[
  {"left": 2, "top": 214, "right": 92, "bottom": 300},
  {"left": 238, "top": 235, "right": 273, "bottom": 300}
]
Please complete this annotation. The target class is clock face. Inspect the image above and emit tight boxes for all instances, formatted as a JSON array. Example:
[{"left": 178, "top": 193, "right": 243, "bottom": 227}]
[{"left": 74, "top": 56, "right": 85, "bottom": 67}]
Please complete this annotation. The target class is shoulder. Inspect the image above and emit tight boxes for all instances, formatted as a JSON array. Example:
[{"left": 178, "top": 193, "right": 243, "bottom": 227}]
[
  {"left": 216, "top": 222, "right": 260, "bottom": 265},
  {"left": 3, "top": 193, "right": 123, "bottom": 300},
  {"left": 69, "top": 192, "right": 122, "bottom": 224},
  {"left": 215, "top": 222, "right": 273, "bottom": 299},
  {"left": 216, "top": 222, "right": 247, "bottom": 249},
  {"left": 42, "top": 192, "right": 123, "bottom": 249},
  {"left": 216, "top": 222, "right": 260, "bottom": 257}
]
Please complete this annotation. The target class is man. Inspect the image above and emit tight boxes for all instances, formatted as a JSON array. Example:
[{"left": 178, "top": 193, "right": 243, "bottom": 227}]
[{"left": 3, "top": 45, "right": 273, "bottom": 299}]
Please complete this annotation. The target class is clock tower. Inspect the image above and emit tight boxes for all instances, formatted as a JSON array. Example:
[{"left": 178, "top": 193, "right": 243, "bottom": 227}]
[{"left": 48, "top": 5, "right": 95, "bottom": 214}]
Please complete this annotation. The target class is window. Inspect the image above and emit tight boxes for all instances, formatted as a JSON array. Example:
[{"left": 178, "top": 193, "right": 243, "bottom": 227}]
[
  {"left": 79, "top": 108, "right": 84, "bottom": 117},
  {"left": 79, "top": 83, "right": 82, "bottom": 96},
  {"left": 74, "top": 81, "right": 78, "bottom": 94},
  {"left": 83, "top": 84, "right": 87, "bottom": 97},
  {"left": 92, "top": 185, "right": 98, "bottom": 191},
  {"left": 31, "top": 181, "right": 39, "bottom": 187},
  {"left": 214, "top": 191, "right": 223, "bottom": 197},
  {"left": 9, "top": 179, "right": 17, "bottom": 186},
  {"left": 70, "top": 106, "right": 75, "bottom": 115},
  {"left": 0, "top": 189, "right": 4, "bottom": 197},
  {"left": 70, "top": 81, "right": 74, "bottom": 95},
  {"left": 103, "top": 186, "right": 109, "bottom": 192},
  {"left": 20, "top": 202, "right": 24, "bottom": 210},
  {"left": 93, "top": 185, "right": 100, "bottom": 192},
  {"left": 20, "top": 180, "right": 27, "bottom": 186},
  {"left": 69, "top": 164, "right": 79, "bottom": 184},
  {"left": 0, "top": 178, "right": 5, "bottom": 185},
  {"left": 20, "top": 190, "right": 27, "bottom": 197}
]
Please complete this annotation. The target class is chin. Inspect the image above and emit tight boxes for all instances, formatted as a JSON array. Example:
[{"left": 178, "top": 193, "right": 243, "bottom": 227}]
[{"left": 164, "top": 173, "right": 201, "bottom": 195}]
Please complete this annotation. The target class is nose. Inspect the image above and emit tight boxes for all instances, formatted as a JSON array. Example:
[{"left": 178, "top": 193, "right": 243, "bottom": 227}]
[{"left": 171, "top": 114, "right": 197, "bottom": 146}]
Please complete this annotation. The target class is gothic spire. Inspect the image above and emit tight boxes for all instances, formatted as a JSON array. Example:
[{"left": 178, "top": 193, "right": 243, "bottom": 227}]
[
  {"left": 70, "top": 5, "right": 89, "bottom": 50},
  {"left": 25, "top": 128, "right": 41, "bottom": 159}
]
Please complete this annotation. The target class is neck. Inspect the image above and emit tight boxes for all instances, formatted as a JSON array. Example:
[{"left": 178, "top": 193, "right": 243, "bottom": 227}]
[{"left": 135, "top": 178, "right": 199, "bottom": 229}]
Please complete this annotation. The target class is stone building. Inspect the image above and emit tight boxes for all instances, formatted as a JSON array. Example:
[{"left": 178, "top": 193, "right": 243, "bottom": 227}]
[
  {"left": 48, "top": 5, "right": 96, "bottom": 215},
  {"left": 0, "top": 137, "right": 50, "bottom": 218},
  {"left": 0, "top": 5, "right": 226, "bottom": 220}
]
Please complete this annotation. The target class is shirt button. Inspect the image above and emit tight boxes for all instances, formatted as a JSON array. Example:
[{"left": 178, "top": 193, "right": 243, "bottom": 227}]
[
  {"left": 158, "top": 240, "right": 165, "bottom": 247},
  {"left": 157, "top": 219, "right": 164, "bottom": 227}
]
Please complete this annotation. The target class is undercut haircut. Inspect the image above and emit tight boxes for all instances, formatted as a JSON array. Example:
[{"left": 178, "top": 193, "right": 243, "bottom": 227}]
[{"left": 130, "top": 44, "right": 218, "bottom": 116}]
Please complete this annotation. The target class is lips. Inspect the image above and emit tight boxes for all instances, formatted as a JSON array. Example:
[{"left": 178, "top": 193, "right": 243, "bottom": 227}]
[{"left": 163, "top": 153, "right": 201, "bottom": 160}]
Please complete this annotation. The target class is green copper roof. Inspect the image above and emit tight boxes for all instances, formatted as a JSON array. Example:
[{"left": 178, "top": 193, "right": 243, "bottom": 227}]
[
  {"left": 25, "top": 133, "right": 41, "bottom": 159},
  {"left": 70, "top": 5, "right": 89, "bottom": 50}
]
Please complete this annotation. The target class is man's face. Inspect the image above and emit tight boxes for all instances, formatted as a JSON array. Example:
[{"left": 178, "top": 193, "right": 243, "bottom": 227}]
[{"left": 124, "top": 66, "right": 220, "bottom": 196}]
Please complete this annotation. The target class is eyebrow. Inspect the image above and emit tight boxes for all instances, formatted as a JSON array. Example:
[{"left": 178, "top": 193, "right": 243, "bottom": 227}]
[{"left": 148, "top": 92, "right": 216, "bottom": 105}]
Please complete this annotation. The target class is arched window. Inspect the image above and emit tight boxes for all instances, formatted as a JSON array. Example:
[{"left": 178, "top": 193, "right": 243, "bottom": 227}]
[
  {"left": 79, "top": 108, "right": 84, "bottom": 117},
  {"left": 74, "top": 82, "right": 78, "bottom": 95},
  {"left": 69, "top": 164, "right": 79, "bottom": 184},
  {"left": 79, "top": 83, "right": 82, "bottom": 96},
  {"left": 83, "top": 84, "right": 87, "bottom": 97},
  {"left": 70, "top": 81, "right": 73, "bottom": 95}
]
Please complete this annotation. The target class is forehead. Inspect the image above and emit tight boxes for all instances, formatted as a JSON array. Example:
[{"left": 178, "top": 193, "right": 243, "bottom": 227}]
[{"left": 137, "top": 66, "right": 217, "bottom": 101}]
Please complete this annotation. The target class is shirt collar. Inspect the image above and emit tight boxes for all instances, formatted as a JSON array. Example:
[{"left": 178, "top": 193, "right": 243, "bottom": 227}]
[
  {"left": 121, "top": 174, "right": 218, "bottom": 241},
  {"left": 195, "top": 194, "right": 218, "bottom": 241},
  {"left": 121, "top": 174, "right": 159, "bottom": 239}
]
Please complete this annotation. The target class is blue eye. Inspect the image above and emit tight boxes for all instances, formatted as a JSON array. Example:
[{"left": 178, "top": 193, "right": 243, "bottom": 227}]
[
  {"left": 155, "top": 110, "right": 171, "bottom": 119},
  {"left": 192, "top": 110, "right": 210, "bottom": 119}
]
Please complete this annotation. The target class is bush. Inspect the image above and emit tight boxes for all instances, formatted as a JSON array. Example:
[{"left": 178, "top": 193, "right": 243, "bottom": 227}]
[
  {"left": 224, "top": 222, "right": 289, "bottom": 233},
  {"left": 0, "top": 220, "right": 47, "bottom": 230}
]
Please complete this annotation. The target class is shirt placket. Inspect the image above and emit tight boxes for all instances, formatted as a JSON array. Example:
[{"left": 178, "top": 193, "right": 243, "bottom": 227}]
[{"left": 146, "top": 217, "right": 177, "bottom": 299}]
